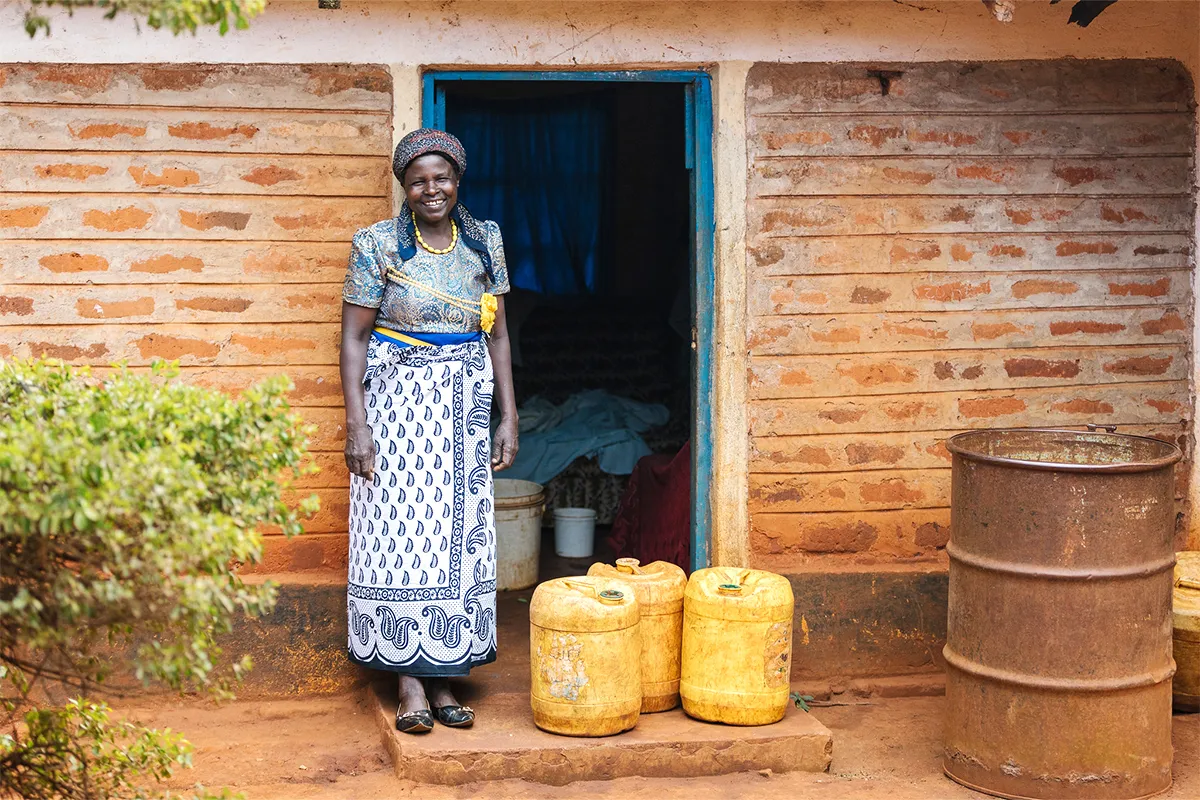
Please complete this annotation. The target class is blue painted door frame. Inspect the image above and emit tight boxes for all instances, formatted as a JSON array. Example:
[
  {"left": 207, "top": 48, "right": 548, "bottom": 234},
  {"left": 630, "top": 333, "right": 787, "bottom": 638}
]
[{"left": 421, "top": 70, "right": 716, "bottom": 572}]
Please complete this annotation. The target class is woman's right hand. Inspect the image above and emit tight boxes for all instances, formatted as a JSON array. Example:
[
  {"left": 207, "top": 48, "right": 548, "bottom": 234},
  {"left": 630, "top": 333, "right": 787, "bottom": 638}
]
[{"left": 345, "top": 422, "right": 376, "bottom": 481}]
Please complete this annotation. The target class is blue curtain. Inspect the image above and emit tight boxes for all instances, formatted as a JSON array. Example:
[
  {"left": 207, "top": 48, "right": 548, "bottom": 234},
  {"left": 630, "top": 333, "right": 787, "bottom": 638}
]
[{"left": 447, "top": 92, "right": 611, "bottom": 296}]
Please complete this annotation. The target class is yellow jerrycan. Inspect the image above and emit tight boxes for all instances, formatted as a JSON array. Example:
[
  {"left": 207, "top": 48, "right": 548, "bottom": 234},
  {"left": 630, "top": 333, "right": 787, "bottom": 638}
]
[
  {"left": 1174, "top": 551, "right": 1200, "bottom": 712},
  {"left": 680, "top": 567, "right": 794, "bottom": 726},
  {"left": 529, "top": 576, "right": 642, "bottom": 736},
  {"left": 588, "top": 557, "right": 687, "bottom": 712}
]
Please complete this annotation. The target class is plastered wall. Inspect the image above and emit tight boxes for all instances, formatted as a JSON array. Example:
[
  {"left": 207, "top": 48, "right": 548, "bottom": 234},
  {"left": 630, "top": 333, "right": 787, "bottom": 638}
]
[
  {"left": 745, "top": 60, "right": 1196, "bottom": 572},
  {"left": 2, "top": 1, "right": 1198, "bottom": 571}
]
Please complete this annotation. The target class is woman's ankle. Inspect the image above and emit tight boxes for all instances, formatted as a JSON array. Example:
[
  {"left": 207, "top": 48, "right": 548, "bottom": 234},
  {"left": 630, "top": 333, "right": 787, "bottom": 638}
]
[{"left": 398, "top": 675, "right": 430, "bottom": 712}]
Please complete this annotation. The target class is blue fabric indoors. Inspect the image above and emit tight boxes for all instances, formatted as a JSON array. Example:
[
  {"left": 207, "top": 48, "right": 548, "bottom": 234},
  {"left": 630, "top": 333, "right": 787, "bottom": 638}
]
[{"left": 446, "top": 91, "right": 611, "bottom": 296}]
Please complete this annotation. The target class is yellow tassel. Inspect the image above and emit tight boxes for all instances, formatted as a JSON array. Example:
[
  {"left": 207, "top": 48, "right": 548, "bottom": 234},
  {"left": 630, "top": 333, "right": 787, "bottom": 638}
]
[{"left": 480, "top": 293, "right": 497, "bottom": 334}]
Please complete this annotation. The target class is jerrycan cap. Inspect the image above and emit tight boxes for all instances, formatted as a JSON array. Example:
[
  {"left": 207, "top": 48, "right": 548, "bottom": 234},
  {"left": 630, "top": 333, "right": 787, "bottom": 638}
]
[
  {"left": 718, "top": 583, "right": 744, "bottom": 596},
  {"left": 598, "top": 589, "right": 625, "bottom": 604},
  {"left": 616, "top": 558, "right": 642, "bottom": 574}
]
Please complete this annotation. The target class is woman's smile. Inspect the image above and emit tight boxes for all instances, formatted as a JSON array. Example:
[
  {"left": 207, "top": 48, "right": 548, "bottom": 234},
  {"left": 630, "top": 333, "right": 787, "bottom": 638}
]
[{"left": 404, "top": 153, "right": 460, "bottom": 228}]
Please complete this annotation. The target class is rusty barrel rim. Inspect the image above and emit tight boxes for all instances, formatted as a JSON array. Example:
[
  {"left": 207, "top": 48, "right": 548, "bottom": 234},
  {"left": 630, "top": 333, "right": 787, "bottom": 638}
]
[
  {"left": 946, "top": 427, "right": 1181, "bottom": 474},
  {"left": 942, "top": 765, "right": 1173, "bottom": 800}
]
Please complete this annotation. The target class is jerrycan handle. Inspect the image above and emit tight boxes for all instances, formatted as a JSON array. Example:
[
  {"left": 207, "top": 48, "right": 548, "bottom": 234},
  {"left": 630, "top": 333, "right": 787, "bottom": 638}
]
[
  {"left": 616, "top": 558, "right": 644, "bottom": 575},
  {"left": 562, "top": 579, "right": 626, "bottom": 605},
  {"left": 717, "top": 569, "right": 752, "bottom": 597},
  {"left": 1178, "top": 577, "right": 1200, "bottom": 591}
]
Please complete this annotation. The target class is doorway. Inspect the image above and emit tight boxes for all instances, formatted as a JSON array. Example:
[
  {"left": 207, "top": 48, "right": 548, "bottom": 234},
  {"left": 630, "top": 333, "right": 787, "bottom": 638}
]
[{"left": 422, "top": 70, "right": 715, "bottom": 575}]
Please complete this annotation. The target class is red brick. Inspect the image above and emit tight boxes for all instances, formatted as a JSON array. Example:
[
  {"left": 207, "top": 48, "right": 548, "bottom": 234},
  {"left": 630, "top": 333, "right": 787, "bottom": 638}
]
[
  {"left": 83, "top": 206, "right": 152, "bottom": 232},
  {"left": 175, "top": 297, "right": 252, "bottom": 314},
  {"left": 850, "top": 286, "right": 891, "bottom": 304},
  {"left": 241, "top": 165, "right": 303, "bottom": 186},
  {"left": 885, "top": 321, "right": 948, "bottom": 341},
  {"left": 131, "top": 254, "right": 204, "bottom": 274},
  {"left": 134, "top": 334, "right": 220, "bottom": 360},
  {"left": 1147, "top": 399, "right": 1182, "bottom": 413},
  {"left": 1049, "top": 320, "right": 1125, "bottom": 336},
  {"left": 76, "top": 297, "right": 154, "bottom": 319},
  {"left": 1056, "top": 240, "right": 1117, "bottom": 257},
  {"left": 1100, "top": 204, "right": 1152, "bottom": 224},
  {"left": 849, "top": 125, "right": 902, "bottom": 148},
  {"left": 128, "top": 166, "right": 200, "bottom": 188},
  {"left": 811, "top": 327, "right": 861, "bottom": 344},
  {"left": 818, "top": 407, "right": 866, "bottom": 424},
  {"left": 0, "top": 206, "right": 50, "bottom": 228},
  {"left": 950, "top": 244, "right": 974, "bottom": 262},
  {"left": 1103, "top": 356, "right": 1172, "bottom": 376},
  {"left": 990, "top": 244, "right": 1026, "bottom": 258},
  {"left": 179, "top": 210, "right": 250, "bottom": 231},
  {"left": 1109, "top": 278, "right": 1171, "bottom": 298},
  {"left": 915, "top": 521, "right": 950, "bottom": 548},
  {"left": 0, "top": 296, "right": 34, "bottom": 316},
  {"left": 889, "top": 241, "right": 941, "bottom": 264},
  {"left": 838, "top": 363, "right": 918, "bottom": 387},
  {"left": 1141, "top": 313, "right": 1187, "bottom": 335},
  {"left": 39, "top": 253, "right": 109, "bottom": 273},
  {"left": 1003, "top": 357, "right": 1081, "bottom": 379},
  {"left": 958, "top": 396, "right": 1026, "bottom": 419},
  {"left": 956, "top": 164, "right": 1008, "bottom": 183},
  {"left": 1011, "top": 279, "right": 1077, "bottom": 299},
  {"left": 1053, "top": 165, "right": 1109, "bottom": 186},
  {"left": 1052, "top": 398, "right": 1113, "bottom": 414},
  {"left": 859, "top": 479, "right": 924, "bottom": 504},
  {"left": 913, "top": 280, "right": 990, "bottom": 302},
  {"left": 70, "top": 123, "right": 146, "bottom": 140},
  {"left": 28, "top": 341, "right": 108, "bottom": 360},
  {"left": 168, "top": 122, "right": 258, "bottom": 140},
  {"left": 972, "top": 322, "right": 1023, "bottom": 341},
  {"left": 36, "top": 163, "right": 108, "bottom": 181},
  {"left": 845, "top": 443, "right": 905, "bottom": 466}
]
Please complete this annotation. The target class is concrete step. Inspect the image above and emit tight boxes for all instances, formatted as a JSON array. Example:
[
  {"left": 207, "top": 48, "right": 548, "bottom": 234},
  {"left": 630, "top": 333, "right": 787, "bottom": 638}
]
[{"left": 368, "top": 679, "right": 833, "bottom": 786}]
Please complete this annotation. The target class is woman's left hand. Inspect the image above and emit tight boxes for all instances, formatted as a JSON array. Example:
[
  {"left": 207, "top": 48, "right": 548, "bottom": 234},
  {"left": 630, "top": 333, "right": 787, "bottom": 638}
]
[{"left": 492, "top": 418, "right": 519, "bottom": 471}]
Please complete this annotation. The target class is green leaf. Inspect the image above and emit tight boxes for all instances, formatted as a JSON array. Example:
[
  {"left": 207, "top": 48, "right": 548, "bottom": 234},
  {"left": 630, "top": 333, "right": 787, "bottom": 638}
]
[{"left": 789, "top": 691, "right": 814, "bottom": 712}]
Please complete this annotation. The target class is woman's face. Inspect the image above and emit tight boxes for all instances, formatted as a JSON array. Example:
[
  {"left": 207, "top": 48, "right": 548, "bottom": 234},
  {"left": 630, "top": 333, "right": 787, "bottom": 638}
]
[{"left": 403, "top": 154, "right": 459, "bottom": 226}]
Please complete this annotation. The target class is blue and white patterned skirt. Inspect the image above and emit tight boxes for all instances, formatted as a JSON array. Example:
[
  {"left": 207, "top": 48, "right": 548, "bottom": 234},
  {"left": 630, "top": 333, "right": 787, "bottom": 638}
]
[{"left": 346, "top": 336, "right": 497, "bottom": 676}]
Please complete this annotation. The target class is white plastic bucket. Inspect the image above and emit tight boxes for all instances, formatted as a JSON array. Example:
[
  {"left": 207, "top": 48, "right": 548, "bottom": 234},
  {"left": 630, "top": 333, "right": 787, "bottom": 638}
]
[
  {"left": 494, "top": 479, "right": 544, "bottom": 591},
  {"left": 554, "top": 508, "right": 597, "bottom": 558}
]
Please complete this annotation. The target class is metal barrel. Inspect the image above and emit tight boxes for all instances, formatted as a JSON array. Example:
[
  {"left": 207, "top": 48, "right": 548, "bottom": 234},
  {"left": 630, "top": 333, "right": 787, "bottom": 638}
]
[{"left": 944, "top": 428, "right": 1181, "bottom": 800}]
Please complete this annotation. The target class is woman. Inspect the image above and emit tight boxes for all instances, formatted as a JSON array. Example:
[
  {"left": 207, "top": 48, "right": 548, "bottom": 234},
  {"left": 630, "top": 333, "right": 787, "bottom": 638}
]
[{"left": 340, "top": 129, "right": 519, "bottom": 734}]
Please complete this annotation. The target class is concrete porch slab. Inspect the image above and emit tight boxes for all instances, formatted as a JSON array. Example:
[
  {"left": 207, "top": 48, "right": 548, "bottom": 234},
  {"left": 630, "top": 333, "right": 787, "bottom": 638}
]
[
  {"left": 367, "top": 592, "right": 833, "bottom": 786},
  {"left": 368, "top": 680, "right": 833, "bottom": 786}
]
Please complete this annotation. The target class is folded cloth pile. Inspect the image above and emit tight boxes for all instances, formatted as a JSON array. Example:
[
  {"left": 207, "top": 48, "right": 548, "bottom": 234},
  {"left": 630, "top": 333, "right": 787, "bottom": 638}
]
[{"left": 501, "top": 390, "right": 669, "bottom": 486}]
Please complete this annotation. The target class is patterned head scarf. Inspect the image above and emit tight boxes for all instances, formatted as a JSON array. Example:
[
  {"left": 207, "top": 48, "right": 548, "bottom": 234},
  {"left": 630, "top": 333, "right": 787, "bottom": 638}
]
[
  {"left": 392, "top": 128, "right": 467, "bottom": 183},
  {"left": 390, "top": 128, "right": 496, "bottom": 283}
]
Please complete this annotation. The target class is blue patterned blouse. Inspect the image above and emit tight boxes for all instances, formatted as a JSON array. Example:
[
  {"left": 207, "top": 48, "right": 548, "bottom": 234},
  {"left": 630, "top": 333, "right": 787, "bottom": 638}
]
[{"left": 342, "top": 217, "right": 511, "bottom": 334}]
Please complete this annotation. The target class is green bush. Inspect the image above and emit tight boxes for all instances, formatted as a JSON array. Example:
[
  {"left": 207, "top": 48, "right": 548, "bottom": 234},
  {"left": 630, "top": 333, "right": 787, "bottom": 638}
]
[
  {"left": 0, "top": 359, "right": 318, "bottom": 799},
  {"left": 22, "top": 0, "right": 264, "bottom": 38}
]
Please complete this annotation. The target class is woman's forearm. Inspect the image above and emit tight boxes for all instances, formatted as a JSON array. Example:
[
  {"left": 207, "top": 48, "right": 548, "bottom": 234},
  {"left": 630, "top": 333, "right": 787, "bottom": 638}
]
[
  {"left": 487, "top": 337, "right": 517, "bottom": 422},
  {"left": 486, "top": 298, "right": 518, "bottom": 422},
  {"left": 340, "top": 303, "right": 375, "bottom": 429}
]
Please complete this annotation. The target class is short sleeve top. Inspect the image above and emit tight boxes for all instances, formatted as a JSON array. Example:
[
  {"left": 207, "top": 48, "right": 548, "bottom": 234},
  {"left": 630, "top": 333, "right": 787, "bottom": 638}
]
[{"left": 342, "top": 217, "right": 511, "bottom": 334}]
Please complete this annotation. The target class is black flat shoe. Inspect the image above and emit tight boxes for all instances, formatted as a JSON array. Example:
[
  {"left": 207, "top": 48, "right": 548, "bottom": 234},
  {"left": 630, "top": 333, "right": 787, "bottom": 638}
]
[
  {"left": 433, "top": 705, "right": 475, "bottom": 728},
  {"left": 396, "top": 708, "right": 434, "bottom": 734}
]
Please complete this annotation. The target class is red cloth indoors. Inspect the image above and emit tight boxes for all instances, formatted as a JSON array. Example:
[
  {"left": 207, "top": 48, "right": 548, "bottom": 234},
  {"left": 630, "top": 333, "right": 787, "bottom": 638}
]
[{"left": 607, "top": 442, "right": 691, "bottom": 572}]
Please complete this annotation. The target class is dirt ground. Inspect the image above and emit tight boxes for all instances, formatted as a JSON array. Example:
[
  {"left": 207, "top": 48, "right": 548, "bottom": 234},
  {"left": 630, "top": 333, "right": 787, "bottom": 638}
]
[{"left": 130, "top": 691, "right": 1199, "bottom": 800}]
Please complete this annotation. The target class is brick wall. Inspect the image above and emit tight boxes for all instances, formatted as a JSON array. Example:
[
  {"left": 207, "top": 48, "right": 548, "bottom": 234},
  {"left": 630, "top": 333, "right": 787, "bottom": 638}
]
[
  {"left": 746, "top": 61, "right": 1196, "bottom": 571},
  {"left": 0, "top": 64, "right": 393, "bottom": 573}
]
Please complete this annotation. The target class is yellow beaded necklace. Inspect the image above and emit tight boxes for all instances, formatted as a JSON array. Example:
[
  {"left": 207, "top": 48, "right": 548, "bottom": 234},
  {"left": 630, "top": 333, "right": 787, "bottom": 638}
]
[{"left": 414, "top": 220, "right": 458, "bottom": 255}]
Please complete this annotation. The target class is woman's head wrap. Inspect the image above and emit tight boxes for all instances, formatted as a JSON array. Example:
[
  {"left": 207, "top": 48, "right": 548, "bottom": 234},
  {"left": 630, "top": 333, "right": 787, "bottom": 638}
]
[
  {"left": 390, "top": 128, "right": 494, "bottom": 283},
  {"left": 392, "top": 128, "right": 467, "bottom": 183}
]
